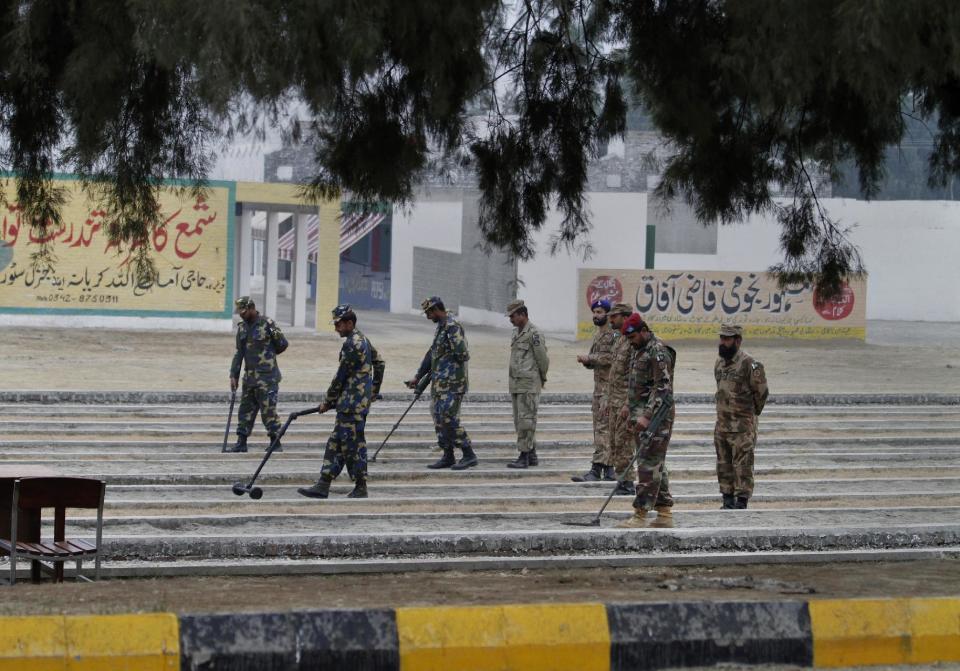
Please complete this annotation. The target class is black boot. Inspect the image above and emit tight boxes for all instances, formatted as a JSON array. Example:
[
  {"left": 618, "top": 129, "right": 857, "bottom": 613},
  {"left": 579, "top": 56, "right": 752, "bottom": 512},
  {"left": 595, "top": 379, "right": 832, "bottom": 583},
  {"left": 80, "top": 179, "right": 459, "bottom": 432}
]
[
  {"left": 734, "top": 496, "right": 749, "bottom": 509},
  {"left": 571, "top": 463, "right": 602, "bottom": 482},
  {"left": 428, "top": 449, "right": 456, "bottom": 469},
  {"left": 267, "top": 434, "right": 282, "bottom": 453},
  {"left": 347, "top": 477, "right": 368, "bottom": 498},
  {"left": 224, "top": 435, "right": 248, "bottom": 453},
  {"left": 602, "top": 465, "right": 616, "bottom": 481},
  {"left": 721, "top": 494, "right": 736, "bottom": 509},
  {"left": 613, "top": 480, "right": 636, "bottom": 496},
  {"left": 452, "top": 445, "right": 479, "bottom": 470},
  {"left": 507, "top": 452, "right": 529, "bottom": 469},
  {"left": 528, "top": 448, "right": 539, "bottom": 466},
  {"left": 297, "top": 479, "right": 331, "bottom": 499}
]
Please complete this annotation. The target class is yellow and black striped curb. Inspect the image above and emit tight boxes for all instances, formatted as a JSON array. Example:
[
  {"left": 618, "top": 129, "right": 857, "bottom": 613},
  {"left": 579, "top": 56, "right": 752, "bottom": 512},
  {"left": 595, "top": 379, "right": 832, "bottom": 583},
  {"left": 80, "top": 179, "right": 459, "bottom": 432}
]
[{"left": 1, "top": 597, "right": 958, "bottom": 670}]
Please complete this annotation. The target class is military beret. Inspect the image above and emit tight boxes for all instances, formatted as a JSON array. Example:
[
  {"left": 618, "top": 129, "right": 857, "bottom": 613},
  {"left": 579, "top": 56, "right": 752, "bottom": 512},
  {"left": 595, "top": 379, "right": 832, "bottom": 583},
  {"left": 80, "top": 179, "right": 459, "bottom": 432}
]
[
  {"left": 719, "top": 323, "right": 743, "bottom": 337},
  {"left": 622, "top": 313, "right": 648, "bottom": 335},
  {"left": 421, "top": 296, "right": 443, "bottom": 312},
  {"left": 234, "top": 296, "right": 254, "bottom": 312},
  {"left": 330, "top": 303, "right": 355, "bottom": 324},
  {"left": 590, "top": 298, "right": 611, "bottom": 312},
  {"left": 609, "top": 302, "right": 632, "bottom": 316},
  {"left": 505, "top": 299, "right": 525, "bottom": 316}
]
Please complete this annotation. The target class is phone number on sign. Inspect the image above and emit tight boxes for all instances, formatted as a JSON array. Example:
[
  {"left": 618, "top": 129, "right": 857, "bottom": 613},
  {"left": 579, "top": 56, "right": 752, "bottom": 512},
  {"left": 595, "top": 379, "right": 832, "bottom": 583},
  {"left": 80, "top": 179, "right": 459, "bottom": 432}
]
[{"left": 37, "top": 294, "right": 120, "bottom": 304}]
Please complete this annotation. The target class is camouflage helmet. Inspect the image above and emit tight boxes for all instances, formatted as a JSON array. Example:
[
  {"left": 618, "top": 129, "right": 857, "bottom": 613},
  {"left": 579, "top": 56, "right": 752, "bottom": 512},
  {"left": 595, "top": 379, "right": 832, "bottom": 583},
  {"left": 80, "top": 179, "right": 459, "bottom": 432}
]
[
  {"left": 234, "top": 296, "right": 255, "bottom": 313},
  {"left": 330, "top": 304, "right": 355, "bottom": 324},
  {"left": 421, "top": 296, "right": 443, "bottom": 312}
]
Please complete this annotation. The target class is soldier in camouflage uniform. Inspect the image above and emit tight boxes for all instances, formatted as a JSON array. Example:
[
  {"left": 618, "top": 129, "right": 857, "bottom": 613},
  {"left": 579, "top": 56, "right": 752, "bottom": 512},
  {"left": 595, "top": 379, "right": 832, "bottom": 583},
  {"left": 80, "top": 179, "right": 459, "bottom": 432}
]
[
  {"left": 714, "top": 324, "right": 769, "bottom": 509},
  {"left": 405, "top": 296, "right": 477, "bottom": 470},
  {"left": 602, "top": 303, "right": 637, "bottom": 495},
  {"left": 505, "top": 299, "right": 549, "bottom": 469},
  {"left": 572, "top": 298, "right": 617, "bottom": 482},
  {"left": 298, "top": 305, "right": 378, "bottom": 499},
  {"left": 618, "top": 314, "right": 677, "bottom": 529},
  {"left": 225, "top": 296, "right": 288, "bottom": 453}
]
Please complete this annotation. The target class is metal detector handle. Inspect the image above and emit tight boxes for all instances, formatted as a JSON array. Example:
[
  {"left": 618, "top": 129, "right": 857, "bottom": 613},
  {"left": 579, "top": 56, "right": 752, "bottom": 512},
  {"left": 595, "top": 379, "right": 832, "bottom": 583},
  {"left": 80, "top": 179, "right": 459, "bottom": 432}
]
[
  {"left": 221, "top": 390, "right": 237, "bottom": 453},
  {"left": 370, "top": 392, "right": 423, "bottom": 462},
  {"left": 292, "top": 406, "right": 323, "bottom": 420},
  {"left": 636, "top": 397, "right": 674, "bottom": 443}
]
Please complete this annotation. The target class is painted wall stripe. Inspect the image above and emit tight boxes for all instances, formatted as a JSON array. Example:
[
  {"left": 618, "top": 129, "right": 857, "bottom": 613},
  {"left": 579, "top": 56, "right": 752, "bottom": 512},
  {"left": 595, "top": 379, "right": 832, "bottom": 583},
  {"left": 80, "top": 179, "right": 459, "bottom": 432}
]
[
  {"left": 607, "top": 601, "right": 813, "bottom": 671},
  {"left": 0, "top": 614, "right": 179, "bottom": 671},
  {"left": 396, "top": 603, "right": 610, "bottom": 671},
  {"left": 810, "top": 597, "right": 960, "bottom": 667}
]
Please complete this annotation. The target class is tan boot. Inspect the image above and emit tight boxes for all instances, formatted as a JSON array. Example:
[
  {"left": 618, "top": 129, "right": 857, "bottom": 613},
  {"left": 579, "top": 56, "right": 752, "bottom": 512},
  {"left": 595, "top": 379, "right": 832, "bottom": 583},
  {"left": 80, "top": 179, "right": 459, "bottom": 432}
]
[
  {"left": 650, "top": 505, "right": 674, "bottom": 528},
  {"left": 617, "top": 509, "right": 650, "bottom": 528}
]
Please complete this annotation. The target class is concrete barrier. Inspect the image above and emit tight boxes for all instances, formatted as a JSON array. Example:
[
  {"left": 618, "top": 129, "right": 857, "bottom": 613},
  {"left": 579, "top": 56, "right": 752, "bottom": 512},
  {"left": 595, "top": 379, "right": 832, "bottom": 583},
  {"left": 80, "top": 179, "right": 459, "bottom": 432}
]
[{"left": 1, "top": 597, "right": 958, "bottom": 669}]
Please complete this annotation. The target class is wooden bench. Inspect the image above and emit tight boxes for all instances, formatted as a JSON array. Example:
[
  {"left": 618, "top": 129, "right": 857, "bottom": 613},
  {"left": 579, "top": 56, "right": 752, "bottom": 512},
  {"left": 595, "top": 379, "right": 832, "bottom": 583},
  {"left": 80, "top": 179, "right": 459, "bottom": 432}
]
[{"left": 0, "top": 477, "right": 105, "bottom": 585}]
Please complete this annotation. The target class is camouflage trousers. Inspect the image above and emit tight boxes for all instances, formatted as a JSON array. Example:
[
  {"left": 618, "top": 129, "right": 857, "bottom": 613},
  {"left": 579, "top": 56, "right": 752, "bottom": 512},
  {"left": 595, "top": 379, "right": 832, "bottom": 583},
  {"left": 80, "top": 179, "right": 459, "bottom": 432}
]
[
  {"left": 511, "top": 392, "right": 540, "bottom": 453},
  {"left": 608, "top": 405, "right": 636, "bottom": 480},
  {"left": 431, "top": 391, "right": 471, "bottom": 454},
  {"left": 319, "top": 412, "right": 369, "bottom": 482},
  {"left": 714, "top": 426, "right": 757, "bottom": 498},
  {"left": 633, "top": 416, "right": 674, "bottom": 512},
  {"left": 236, "top": 377, "right": 281, "bottom": 437},
  {"left": 590, "top": 393, "right": 610, "bottom": 464}
]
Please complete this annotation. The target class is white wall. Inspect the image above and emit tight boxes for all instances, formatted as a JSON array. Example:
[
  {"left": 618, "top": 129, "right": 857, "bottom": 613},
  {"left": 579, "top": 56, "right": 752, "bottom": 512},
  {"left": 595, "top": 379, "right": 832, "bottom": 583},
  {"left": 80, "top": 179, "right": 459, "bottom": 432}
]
[
  {"left": 2, "top": 314, "right": 233, "bottom": 332},
  {"left": 390, "top": 200, "right": 463, "bottom": 313},
  {"left": 516, "top": 192, "right": 648, "bottom": 332}
]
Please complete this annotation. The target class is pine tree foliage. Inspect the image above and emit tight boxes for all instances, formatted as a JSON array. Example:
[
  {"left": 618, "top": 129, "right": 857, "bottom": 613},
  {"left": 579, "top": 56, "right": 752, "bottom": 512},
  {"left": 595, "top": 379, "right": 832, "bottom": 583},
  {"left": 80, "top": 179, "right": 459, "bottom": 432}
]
[{"left": 3, "top": 0, "right": 960, "bottom": 297}]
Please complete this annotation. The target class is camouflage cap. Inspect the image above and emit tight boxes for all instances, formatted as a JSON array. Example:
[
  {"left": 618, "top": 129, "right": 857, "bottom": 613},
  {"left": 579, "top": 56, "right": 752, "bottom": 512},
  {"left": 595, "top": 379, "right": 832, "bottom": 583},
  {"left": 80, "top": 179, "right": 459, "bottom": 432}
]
[
  {"left": 505, "top": 299, "right": 525, "bottom": 316},
  {"left": 719, "top": 323, "right": 743, "bottom": 337},
  {"left": 234, "top": 296, "right": 254, "bottom": 312},
  {"left": 421, "top": 296, "right": 443, "bottom": 312},
  {"left": 609, "top": 302, "right": 632, "bottom": 316},
  {"left": 330, "top": 304, "right": 354, "bottom": 324}
]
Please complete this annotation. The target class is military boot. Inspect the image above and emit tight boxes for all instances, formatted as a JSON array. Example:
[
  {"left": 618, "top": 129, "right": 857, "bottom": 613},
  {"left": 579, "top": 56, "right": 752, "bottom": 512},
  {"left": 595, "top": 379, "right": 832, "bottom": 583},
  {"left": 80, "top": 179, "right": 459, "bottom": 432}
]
[
  {"left": 616, "top": 509, "right": 650, "bottom": 528},
  {"left": 427, "top": 449, "right": 456, "bottom": 469},
  {"left": 267, "top": 434, "right": 282, "bottom": 453},
  {"left": 224, "top": 435, "right": 248, "bottom": 453},
  {"left": 571, "top": 463, "right": 602, "bottom": 482},
  {"left": 613, "top": 480, "right": 636, "bottom": 496},
  {"left": 721, "top": 494, "right": 736, "bottom": 509},
  {"left": 347, "top": 477, "right": 368, "bottom": 498},
  {"left": 602, "top": 465, "right": 616, "bottom": 481},
  {"left": 297, "top": 478, "right": 331, "bottom": 499},
  {"left": 451, "top": 445, "right": 479, "bottom": 470},
  {"left": 528, "top": 448, "right": 539, "bottom": 466},
  {"left": 734, "top": 496, "right": 749, "bottom": 509},
  {"left": 506, "top": 452, "right": 530, "bottom": 469},
  {"left": 650, "top": 505, "right": 674, "bottom": 528}
]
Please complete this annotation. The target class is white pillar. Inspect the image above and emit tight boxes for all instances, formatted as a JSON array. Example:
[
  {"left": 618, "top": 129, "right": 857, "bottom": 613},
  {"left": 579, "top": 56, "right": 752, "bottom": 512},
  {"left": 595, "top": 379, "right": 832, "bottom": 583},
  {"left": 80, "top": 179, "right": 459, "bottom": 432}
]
[
  {"left": 292, "top": 212, "right": 310, "bottom": 327},
  {"left": 264, "top": 211, "right": 279, "bottom": 321},
  {"left": 236, "top": 206, "right": 253, "bottom": 300}
]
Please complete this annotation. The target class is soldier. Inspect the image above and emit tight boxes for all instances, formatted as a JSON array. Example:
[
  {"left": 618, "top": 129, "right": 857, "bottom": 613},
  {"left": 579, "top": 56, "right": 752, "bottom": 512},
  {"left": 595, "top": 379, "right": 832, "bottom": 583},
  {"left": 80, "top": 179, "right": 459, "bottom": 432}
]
[
  {"left": 572, "top": 298, "right": 617, "bottom": 482},
  {"left": 602, "top": 303, "right": 636, "bottom": 494},
  {"left": 225, "top": 296, "right": 288, "bottom": 453},
  {"left": 714, "top": 324, "right": 769, "bottom": 509},
  {"left": 505, "top": 299, "right": 549, "bottom": 469},
  {"left": 298, "top": 305, "right": 376, "bottom": 499},
  {"left": 617, "top": 313, "right": 676, "bottom": 529},
  {"left": 405, "top": 296, "right": 477, "bottom": 470}
]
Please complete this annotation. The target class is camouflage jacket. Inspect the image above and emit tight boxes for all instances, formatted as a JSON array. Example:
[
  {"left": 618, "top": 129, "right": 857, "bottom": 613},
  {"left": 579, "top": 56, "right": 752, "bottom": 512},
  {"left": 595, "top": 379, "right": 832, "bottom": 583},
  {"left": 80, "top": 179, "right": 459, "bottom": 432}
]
[
  {"left": 604, "top": 332, "right": 632, "bottom": 409},
  {"left": 230, "top": 314, "right": 288, "bottom": 383},
  {"left": 714, "top": 348, "right": 768, "bottom": 432},
  {"left": 355, "top": 328, "right": 386, "bottom": 396},
  {"left": 583, "top": 322, "right": 616, "bottom": 395},
  {"left": 627, "top": 335, "right": 675, "bottom": 422},
  {"left": 415, "top": 314, "right": 469, "bottom": 395},
  {"left": 509, "top": 321, "right": 549, "bottom": 393},
  {"left": 326, "top": 329, "right": 373, "bottom": 415}
]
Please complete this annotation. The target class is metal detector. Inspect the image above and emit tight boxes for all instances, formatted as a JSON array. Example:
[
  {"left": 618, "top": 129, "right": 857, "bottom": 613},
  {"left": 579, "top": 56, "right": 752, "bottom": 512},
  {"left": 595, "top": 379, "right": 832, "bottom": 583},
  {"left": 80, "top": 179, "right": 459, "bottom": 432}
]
[
  {"left": 370, "top": 377, "right": 430, "bottom": 462},
  {"left": 220, "top": 390, "right": 237, "bottom": 453},
  {"left": 563, "top": 398, "right": 674, "bottom": 527},
  {"left": 231, "top": 405, "right": 323, "bottom": 499}
]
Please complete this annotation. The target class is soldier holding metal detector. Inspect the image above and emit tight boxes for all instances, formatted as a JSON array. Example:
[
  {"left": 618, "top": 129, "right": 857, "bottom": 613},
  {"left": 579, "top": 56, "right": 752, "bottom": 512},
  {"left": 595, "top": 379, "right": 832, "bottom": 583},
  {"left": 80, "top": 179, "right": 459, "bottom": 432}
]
[
  {"left": 617, "top": 313, "right": 677, "bottom": 529},
  {"left": 298, "top": 305, "right": 376, "bottom": 499},
  {"left": 224, "top": 296, "right": 288, "bottom": 453}
]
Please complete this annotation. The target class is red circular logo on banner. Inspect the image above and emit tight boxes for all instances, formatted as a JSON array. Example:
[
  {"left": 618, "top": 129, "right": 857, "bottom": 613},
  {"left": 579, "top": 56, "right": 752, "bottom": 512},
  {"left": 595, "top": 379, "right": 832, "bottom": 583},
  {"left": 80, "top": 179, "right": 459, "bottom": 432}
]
[
  {"left": 813, "top": 282, "right": 855, "bottom": 321},
  {"left": 586, "top": 275, "right": 623, "bottom": 307}
]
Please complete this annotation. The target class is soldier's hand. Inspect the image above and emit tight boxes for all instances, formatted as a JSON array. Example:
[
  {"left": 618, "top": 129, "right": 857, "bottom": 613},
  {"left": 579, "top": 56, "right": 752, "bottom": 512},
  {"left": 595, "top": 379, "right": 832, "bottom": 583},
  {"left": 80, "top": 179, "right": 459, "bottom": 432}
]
[
  {"left": 576, "top": 355, "right": 589, "bottom": 365},
  {"left": 635, "top": 416, "right": 651, "bottom": 431},
  {"left": 318, "top": 402, "right": 331, "bottom": 413},
  {"left": 404, "top": 378, "right": 417, "bottom": 389},
  {"left": 618, "top": 406, "right": 629, "bottom": 421},
  {"left": 230, "top": 377, "right": 238, "bottom": 392}
]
